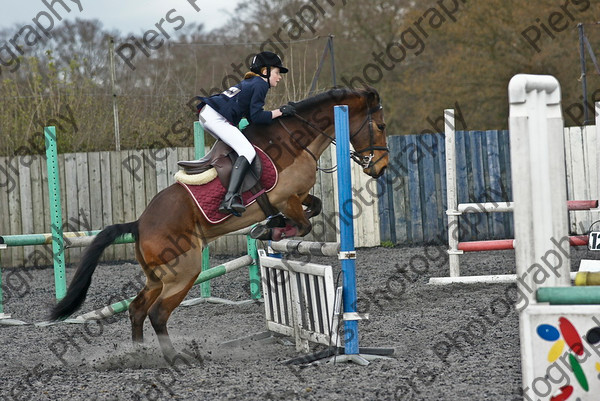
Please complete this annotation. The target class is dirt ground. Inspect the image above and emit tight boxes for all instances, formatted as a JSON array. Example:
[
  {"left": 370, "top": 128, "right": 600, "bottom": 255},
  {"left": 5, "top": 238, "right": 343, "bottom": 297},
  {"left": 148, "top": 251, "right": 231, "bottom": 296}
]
[{"left": 0, "top": 244, "right": 595, "bottom": 401}]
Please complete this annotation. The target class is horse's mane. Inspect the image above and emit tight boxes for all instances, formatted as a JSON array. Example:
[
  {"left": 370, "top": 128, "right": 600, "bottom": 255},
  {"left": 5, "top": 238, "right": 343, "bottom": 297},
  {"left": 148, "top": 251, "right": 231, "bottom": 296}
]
[{"left": 292, "top": 86, "right": 380, "bottom": 113}]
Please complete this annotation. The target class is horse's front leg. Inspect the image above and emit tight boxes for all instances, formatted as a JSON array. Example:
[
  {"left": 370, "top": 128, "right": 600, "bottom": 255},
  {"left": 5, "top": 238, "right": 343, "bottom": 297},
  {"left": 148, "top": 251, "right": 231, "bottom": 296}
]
[
  {"left": 250, "top": 194, "right": 312, "bottom": 241},
  {"left": 280, "top": 194, "right": 313, "bottom": 237},
  {"left": 302, "top": 194, "right": 322, "bottom": 220},
  {"left": 250, "top": 194, "right": 320, "bottom": 241}
]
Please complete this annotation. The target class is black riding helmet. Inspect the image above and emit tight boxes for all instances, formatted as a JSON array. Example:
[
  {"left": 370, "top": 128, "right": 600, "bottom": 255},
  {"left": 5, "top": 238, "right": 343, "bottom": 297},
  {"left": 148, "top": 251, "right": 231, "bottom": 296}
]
[{"left": 250, "top": 51, "right": 288, "bottom": 86}]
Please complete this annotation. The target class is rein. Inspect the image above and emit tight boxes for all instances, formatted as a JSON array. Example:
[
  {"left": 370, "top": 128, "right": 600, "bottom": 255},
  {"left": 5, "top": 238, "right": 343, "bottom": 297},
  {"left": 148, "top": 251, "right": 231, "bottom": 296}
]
[
  {"left": 277, "top": 118, "right": 320, "bottom": 164},
  {"left": 278, "top": 103, "right": 389, "bottom": 171}
]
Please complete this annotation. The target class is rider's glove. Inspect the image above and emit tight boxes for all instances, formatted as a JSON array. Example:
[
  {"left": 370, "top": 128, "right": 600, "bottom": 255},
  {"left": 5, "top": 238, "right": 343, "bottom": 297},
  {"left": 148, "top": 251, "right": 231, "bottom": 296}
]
[{"left": 279, "top": 104, "right": 296, "bottom": 117}]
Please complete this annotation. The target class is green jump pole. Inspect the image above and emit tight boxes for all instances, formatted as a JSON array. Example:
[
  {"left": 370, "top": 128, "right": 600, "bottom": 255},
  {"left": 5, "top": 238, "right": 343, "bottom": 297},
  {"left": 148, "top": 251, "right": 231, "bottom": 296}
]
[
  {"left": 246, "top": 235, "right": 261, "bottom": 299},
  {"left": 239, "top": 118, "right": 258, "bottom": 299},
  {"left": 0, "top": 245, "right": 6, "bottom": 316},
  {"left": 195, "top": 118, "right": 251, "bottom": 299},
  {"left": 194, "top": 121, "right": 212, "bottom": 298},
  {"left": 193, "top": 255, "right": 252, "bottom": 285},
  {"left": 45, "top": 126, "right": 66, "bottom": 300},
  {"left": 1, "top": 231, "right": 100, "bottom": 246},
  {"left": 0, "top": 232, "right": 135, "bottom": 248},
  {"left": 537, "top": 286, "right": 600, "bottom": 304}
]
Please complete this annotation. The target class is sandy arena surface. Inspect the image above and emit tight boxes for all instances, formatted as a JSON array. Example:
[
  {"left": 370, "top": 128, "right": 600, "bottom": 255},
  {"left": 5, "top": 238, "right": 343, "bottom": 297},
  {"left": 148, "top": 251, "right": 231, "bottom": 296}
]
[{"left": 1, "top": 244, "right": 595, "bottom": 401}]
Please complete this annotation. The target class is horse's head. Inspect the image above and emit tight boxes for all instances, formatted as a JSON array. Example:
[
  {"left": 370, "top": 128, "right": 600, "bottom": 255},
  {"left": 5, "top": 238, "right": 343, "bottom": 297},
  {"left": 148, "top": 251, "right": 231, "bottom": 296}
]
[
  {"left": 347, "top": 87, "right": 389, "bottom": 178},
  {"left": 249, "top": 87, "right": 389, "bottom": 178}
]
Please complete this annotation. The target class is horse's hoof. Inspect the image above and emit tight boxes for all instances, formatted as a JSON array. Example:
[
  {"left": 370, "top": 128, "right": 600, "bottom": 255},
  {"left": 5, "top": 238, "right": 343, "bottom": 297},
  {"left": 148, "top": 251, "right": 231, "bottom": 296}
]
[
  {"left": 265, "top": 214, "right": 287, "bottom": 228},
  {"left": 164, "top": 350, "right": 203, "bottom": 367},
  {"left": 250, "top": 224, "right": 273, "bottom": 240},
  {"left": 164, "top": 351, "right": 184, "bottom": 365}
]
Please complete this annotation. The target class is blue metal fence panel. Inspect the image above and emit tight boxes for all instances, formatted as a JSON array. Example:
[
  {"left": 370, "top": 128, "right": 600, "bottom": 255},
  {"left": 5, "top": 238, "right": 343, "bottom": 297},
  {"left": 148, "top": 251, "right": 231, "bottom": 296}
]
[
  {"left": 419, "top": 134, "right": 440, "bottom": 243},
  {"left": 392, "top": 136, "right": 410, "bottom": 243},
  {"left": 379, "top": 130, "right": 513, "bottom": 244},
  {"left": 468, "top": 131, "right": 490, "bottom": 240},
  {"left": 406, "top": 135, "right": 424, "bottom": 243}
]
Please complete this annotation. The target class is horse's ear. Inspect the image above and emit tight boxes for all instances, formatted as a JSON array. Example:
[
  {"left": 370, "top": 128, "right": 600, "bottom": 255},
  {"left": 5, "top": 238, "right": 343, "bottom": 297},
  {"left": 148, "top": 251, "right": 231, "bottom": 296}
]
[{"left": 364, "top": 86, "right": 379, "bottom": 107}]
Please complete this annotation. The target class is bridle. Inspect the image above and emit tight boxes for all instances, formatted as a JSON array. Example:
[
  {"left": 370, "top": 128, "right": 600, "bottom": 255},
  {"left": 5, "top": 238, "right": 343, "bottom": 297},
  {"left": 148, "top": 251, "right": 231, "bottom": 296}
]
[
  {"left": 278, "top": 102, "right": 389, "bottom": 171},
  {"left": 349, "top": 104, "right": 389, "bottom": 170}
]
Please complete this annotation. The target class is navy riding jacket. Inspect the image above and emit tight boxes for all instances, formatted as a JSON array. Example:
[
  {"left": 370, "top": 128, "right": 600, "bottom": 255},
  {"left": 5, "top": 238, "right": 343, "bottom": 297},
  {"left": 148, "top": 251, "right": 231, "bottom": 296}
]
[{"left": 199, "top": 76, "right": 273, "bottom": 126}]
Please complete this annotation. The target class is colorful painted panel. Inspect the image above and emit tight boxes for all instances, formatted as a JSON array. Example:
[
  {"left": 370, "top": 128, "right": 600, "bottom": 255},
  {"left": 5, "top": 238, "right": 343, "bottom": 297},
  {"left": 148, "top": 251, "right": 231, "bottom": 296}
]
[{"left": 521, "top": 305, "right": 600, "bottom": 401}]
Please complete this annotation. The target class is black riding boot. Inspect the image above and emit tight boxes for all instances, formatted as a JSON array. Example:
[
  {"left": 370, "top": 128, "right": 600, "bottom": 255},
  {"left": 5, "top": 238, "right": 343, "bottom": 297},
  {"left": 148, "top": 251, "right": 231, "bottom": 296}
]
[{"left": 219, "top": 156, "right": 251, "bottom": 216}]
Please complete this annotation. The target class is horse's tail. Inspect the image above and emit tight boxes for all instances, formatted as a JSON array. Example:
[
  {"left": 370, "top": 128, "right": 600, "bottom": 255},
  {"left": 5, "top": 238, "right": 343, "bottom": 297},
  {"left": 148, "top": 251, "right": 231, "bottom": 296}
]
[{"left": 50, "top": 221, "right": 139, "bottom": 320}]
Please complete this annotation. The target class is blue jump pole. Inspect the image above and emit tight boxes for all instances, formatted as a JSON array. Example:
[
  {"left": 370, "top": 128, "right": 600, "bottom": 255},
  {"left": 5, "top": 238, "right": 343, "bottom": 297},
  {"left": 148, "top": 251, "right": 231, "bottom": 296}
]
[{"left": 334, "top": 105, "right": 360, "bottom": 355}]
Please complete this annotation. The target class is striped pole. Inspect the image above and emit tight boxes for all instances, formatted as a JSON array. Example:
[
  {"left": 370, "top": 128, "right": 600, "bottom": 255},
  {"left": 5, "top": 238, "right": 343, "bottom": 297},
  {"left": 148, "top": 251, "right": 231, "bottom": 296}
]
[
  {"left": 335, "top": 105, "right": 360, "bottom": 355},
  {"left": 268, "top": 239, "right": 340, "bottom": 257},
  {"left": 45, "top": 127, "right": 66, "bottom": 300},
  {"left": 0, "top": 231, "right": 134, "bottom": 247},
  {"left": 457, "top": 235, "right": 589, "bottom": 252},
  {"left": 68, "top": 255, "right": 253, "bottom": 322}
]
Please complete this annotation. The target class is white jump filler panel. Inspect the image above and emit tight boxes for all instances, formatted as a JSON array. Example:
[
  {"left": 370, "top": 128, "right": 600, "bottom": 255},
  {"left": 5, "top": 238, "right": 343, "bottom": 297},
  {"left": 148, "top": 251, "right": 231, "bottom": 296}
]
[
  {"left": 509, "top": 74, "right": 570, "bottom": 294},
  {"left": 520, "top": 305, "right": 600, "bottom": 400},
  {"left": 258, "top": 250, "right": 340, "bottom": 353}
]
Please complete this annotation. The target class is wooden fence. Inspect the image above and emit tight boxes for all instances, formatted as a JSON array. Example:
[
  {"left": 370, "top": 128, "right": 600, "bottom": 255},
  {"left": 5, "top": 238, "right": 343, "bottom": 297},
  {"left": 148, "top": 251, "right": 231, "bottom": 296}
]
[
  {"left": 3, "top": 125, "right": 597, "bottom": 267},
  {"left": 378, "top": 127, "right": 600, "bottom": 245},
  {"left": 0, "top": 144, "right": 380, "bottom": 267}
]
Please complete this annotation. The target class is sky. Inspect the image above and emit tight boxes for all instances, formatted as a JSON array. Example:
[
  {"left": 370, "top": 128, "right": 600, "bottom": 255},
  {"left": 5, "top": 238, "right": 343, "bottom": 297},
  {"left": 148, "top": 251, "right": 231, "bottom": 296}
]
[{"left": 0, "top": 0, "right": 243, "bottom": 35}]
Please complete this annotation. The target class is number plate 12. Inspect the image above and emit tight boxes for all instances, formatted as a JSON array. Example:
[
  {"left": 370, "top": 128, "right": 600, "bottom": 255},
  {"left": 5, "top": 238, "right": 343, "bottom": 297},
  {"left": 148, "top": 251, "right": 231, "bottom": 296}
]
[{"left": 588, "top": 232, "right": 600, "bottom": 251}]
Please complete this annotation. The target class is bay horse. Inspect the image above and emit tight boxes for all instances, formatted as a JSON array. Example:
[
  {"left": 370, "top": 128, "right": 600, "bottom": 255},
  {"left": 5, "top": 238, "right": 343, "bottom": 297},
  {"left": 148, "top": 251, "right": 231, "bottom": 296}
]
[{"left": 50, "top": 86, "right": 389, "bottom": 362}]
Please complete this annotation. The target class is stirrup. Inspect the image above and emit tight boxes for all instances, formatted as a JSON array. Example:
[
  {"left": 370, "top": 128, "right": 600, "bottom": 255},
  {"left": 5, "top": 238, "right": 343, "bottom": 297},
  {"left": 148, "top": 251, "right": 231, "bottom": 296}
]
[{"left": 219, "top": 194, "right": 245, "bottom": 216}]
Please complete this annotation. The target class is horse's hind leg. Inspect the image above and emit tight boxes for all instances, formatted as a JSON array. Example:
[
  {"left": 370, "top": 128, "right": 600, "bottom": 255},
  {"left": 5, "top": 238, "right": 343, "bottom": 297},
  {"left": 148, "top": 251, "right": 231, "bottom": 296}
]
[
  {"left": 147, "top": 276, "right": 199, "bottom": 361},
  {"left": 147, "top": 246, "right": 203, "bottom": 361},
  {"left": 129, "top": 244, "right": 162, "bottom": 343},
  {"left": 129, "top": 278, "right": 162, "bottom": 343}
]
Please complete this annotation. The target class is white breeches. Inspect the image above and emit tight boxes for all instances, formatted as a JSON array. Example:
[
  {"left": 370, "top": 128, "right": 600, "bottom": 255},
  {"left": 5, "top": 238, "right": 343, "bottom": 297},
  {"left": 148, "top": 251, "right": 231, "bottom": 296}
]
[{"left": 199, "top": 105, "right": 256, "bottom": 163}]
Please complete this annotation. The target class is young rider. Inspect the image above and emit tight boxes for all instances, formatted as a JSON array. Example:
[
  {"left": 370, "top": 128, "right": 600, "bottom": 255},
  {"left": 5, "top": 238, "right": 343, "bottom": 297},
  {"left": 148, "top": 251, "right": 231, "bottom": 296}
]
[{"left": 197, "top": 51, "right": 295, "bottom": 216}]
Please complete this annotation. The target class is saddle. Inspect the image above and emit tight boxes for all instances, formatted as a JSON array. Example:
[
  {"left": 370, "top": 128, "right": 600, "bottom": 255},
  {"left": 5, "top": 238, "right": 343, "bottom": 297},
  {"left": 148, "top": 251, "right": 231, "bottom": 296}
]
[
  {"left": 176, "top": 140, "right": 301, "bottom": 240},
  {"left": 177, "top": 140, "right": 262, "bottom": 193}
]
